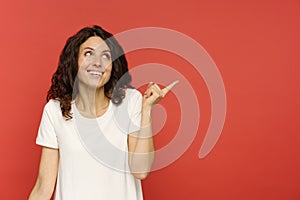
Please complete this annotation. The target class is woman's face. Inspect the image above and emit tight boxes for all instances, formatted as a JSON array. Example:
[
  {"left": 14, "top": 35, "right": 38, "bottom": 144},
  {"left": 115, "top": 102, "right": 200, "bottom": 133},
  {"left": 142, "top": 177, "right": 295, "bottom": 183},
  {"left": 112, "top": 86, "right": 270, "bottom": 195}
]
[{"left": 77, "top": 36, "right": 112, "bottom": 90}]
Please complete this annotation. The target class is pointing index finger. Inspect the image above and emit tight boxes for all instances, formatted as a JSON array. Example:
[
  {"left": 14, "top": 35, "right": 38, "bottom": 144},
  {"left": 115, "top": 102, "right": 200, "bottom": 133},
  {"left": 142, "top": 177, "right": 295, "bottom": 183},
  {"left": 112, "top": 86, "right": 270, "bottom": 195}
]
[{"left": 162, "top": 80, "right": 179, "bottom": 96}]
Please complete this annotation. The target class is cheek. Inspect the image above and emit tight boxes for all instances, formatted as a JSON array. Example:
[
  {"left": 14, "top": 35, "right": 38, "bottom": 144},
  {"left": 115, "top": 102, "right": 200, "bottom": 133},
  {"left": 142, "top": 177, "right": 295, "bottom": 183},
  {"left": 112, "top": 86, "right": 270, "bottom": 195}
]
[
  {"left": 108, "top": 65, "right": 112, "bottom": 71},
  {"left": 105, "top": 65, "right": 113, "bottom": 73},
  {"left": 78, "top": 56, "right": 85, "bottom": 69},
  {"left": 104, "top": 66, "right": 113, "bottom": 80}
]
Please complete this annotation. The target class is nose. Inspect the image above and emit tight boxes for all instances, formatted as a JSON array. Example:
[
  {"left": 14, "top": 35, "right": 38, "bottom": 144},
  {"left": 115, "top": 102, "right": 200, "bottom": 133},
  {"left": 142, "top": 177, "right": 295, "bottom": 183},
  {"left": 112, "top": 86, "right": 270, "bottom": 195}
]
[
  {"left": 93, "top": 62, "right": 101, "bottom": 67},
  {"left": 92, "top": 56, "right": 102, "bottom": 68}
]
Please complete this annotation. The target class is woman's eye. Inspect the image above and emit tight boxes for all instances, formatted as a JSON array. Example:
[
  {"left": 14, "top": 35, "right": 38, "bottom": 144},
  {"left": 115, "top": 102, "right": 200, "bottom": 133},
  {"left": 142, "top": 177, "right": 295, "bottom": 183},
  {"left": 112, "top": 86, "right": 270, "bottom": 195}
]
[
  {"left": 102, "top": 53, "right": 111, "bottom": 60},
  {"left": 84, "top": 51, "right": 93, "bottom": 56}
]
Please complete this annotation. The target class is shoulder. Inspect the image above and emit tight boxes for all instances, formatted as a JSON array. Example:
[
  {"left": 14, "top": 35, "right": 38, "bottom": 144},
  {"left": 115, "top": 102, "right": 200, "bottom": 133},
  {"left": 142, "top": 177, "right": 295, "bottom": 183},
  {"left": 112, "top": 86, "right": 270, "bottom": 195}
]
[
  {"left": 125, "top": 88, "right": 142, "bottom": 100},
  {"left": 112, "top": 88, "right": 142, "bottom": 109},
  {"left": 42, "top": 99, "right": 64, "bottom": 120},
  {"left": 44, "top": 99, "right": 61, "bottom": 112},
  {"left": 42, "top": 99, "right": 67, "bottom": 123},
  {"left": 123, "top": 88, "right": 142, "bottom": 112}
]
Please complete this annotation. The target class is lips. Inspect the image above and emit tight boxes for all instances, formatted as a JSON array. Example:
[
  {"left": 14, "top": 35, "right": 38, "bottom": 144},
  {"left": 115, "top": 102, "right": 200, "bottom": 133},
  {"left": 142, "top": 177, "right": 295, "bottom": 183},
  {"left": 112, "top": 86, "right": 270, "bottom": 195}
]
[{"left": 87, "top": 70, "right": 104, "bottom": 77}]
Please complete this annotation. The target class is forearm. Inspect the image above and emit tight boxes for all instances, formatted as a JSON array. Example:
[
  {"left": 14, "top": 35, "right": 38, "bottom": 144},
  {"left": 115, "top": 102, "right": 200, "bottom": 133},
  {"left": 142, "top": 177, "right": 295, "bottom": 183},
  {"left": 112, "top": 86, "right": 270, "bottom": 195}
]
[
  {"left": 29, "top": 147, "right": 59, "bottom": 199},
  {"left": 129, "top": 106, "right": 155, "bottom": 179}
]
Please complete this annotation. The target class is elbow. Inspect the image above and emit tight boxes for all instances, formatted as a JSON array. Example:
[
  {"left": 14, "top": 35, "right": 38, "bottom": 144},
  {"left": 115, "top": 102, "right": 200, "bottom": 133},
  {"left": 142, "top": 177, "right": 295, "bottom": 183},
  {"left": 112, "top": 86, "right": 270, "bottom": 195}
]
[
  {"left": 129, "top": 163, "right": 152, "bottom": 180},
  {"left": 128, "top": 152, "right": 154, "bottom": 180},
  {"left": 132, "top": 172, "right": 149, "bottom": 180},
  {"left": 29, "top": 189, "right": 52, "bottom": 200},
  {"left": 29, "top": 194, "right": 51, "bottom": 200},
  {"left": 29, "top": 179, "right": 54, "bottom": 200}
]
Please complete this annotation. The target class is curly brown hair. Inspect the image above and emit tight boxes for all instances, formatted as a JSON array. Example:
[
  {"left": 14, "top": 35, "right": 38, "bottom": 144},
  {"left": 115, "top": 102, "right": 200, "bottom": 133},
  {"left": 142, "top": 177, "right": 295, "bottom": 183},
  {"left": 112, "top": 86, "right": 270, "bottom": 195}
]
[{"left": 47, "top": 25, "right": 133, "bottom": 119}]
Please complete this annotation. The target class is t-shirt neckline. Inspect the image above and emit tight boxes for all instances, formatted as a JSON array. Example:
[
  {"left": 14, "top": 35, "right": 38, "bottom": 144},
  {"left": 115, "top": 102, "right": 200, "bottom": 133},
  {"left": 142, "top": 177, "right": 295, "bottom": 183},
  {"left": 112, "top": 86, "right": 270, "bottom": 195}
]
[{"left": 72, "top": 100, "right": 112, "bottom": 121}]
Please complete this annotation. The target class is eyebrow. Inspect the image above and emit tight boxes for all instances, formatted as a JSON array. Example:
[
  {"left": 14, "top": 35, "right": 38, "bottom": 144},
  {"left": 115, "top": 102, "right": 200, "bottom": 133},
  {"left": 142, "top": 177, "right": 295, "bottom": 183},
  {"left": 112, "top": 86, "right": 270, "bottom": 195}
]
[{"left": 83, "top": 47, "right": 111, "bottom": 53}]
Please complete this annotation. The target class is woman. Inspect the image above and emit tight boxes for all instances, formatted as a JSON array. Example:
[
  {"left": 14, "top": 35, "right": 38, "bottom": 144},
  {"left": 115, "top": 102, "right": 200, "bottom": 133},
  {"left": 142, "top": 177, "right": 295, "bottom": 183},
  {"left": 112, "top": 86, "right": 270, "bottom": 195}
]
[{"left": 29, "top": 25, "right": 177, "bottom": 200}]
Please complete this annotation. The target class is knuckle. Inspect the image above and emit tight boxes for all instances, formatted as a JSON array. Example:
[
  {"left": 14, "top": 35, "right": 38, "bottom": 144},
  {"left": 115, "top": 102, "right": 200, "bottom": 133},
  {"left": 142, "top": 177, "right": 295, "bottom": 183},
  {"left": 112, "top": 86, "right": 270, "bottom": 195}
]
[{"left": 154, "top": 93, "right": 160, "bottom": 98}]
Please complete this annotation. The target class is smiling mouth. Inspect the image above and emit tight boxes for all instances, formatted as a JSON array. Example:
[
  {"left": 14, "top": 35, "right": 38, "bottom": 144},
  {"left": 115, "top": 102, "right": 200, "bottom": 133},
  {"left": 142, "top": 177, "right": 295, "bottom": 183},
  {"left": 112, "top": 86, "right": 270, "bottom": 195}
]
[{"left": 87, "top": 70, "right": 104, "bottom": 77}]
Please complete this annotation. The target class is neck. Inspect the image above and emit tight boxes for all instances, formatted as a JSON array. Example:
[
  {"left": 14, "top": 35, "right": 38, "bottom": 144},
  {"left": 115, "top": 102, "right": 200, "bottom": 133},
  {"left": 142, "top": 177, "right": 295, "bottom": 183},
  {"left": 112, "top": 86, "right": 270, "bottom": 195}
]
[{"left": 75, "top": 86, "right": 110, "bottom": 118}]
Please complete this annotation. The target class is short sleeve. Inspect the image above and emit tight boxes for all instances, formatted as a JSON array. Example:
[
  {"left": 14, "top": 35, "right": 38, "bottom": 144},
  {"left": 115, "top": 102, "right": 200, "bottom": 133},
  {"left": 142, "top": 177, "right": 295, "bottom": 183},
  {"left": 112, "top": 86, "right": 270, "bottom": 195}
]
[
  {"left": 128, "top": 90, "right": 142, "bottom": 134},
  {"left": 36, "top": 103, "right": 59, "bottom": 149}
]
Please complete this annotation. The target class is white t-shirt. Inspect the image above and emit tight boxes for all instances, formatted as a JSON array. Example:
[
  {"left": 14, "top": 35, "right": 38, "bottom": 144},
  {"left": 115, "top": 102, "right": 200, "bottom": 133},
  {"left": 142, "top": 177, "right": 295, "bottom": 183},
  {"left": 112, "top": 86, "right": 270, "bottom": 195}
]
[{"left": 36, "top": 88, "right": 144, "bottom": 200}]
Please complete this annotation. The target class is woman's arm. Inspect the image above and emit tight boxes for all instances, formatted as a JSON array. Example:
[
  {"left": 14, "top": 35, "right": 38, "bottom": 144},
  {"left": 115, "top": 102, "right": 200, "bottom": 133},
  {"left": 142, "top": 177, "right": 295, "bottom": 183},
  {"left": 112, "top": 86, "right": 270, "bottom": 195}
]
[
  {"left": 28, "top": 147, "right": 59, "bottom": 200},
  {"left": 128, "top": 106, "right": 154, "bottom": 180},
  {"left": 128, "top": 81, "right": 178, "bottom": 180}
]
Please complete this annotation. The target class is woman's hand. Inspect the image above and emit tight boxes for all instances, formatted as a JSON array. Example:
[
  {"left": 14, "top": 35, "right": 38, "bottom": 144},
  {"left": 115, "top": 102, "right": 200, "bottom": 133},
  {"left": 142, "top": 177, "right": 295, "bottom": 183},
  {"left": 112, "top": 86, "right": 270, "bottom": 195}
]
[{"left": 142, "top": 80, "right": 179, "bottom": 109}]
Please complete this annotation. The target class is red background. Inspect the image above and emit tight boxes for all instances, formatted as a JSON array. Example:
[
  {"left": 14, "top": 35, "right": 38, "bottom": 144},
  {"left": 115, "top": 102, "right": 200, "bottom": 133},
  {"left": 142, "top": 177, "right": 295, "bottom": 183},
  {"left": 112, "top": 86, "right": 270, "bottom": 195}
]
[{"left": 0, "top": 0, "right": 299, "bottom": 199}]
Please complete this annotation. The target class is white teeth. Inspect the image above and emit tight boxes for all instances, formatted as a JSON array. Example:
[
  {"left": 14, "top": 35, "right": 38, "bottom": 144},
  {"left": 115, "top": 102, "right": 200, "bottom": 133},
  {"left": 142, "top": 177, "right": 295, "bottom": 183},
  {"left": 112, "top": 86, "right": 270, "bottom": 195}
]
[{"left": 88, "top": 71, "right": 103, "bottom": 76}]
